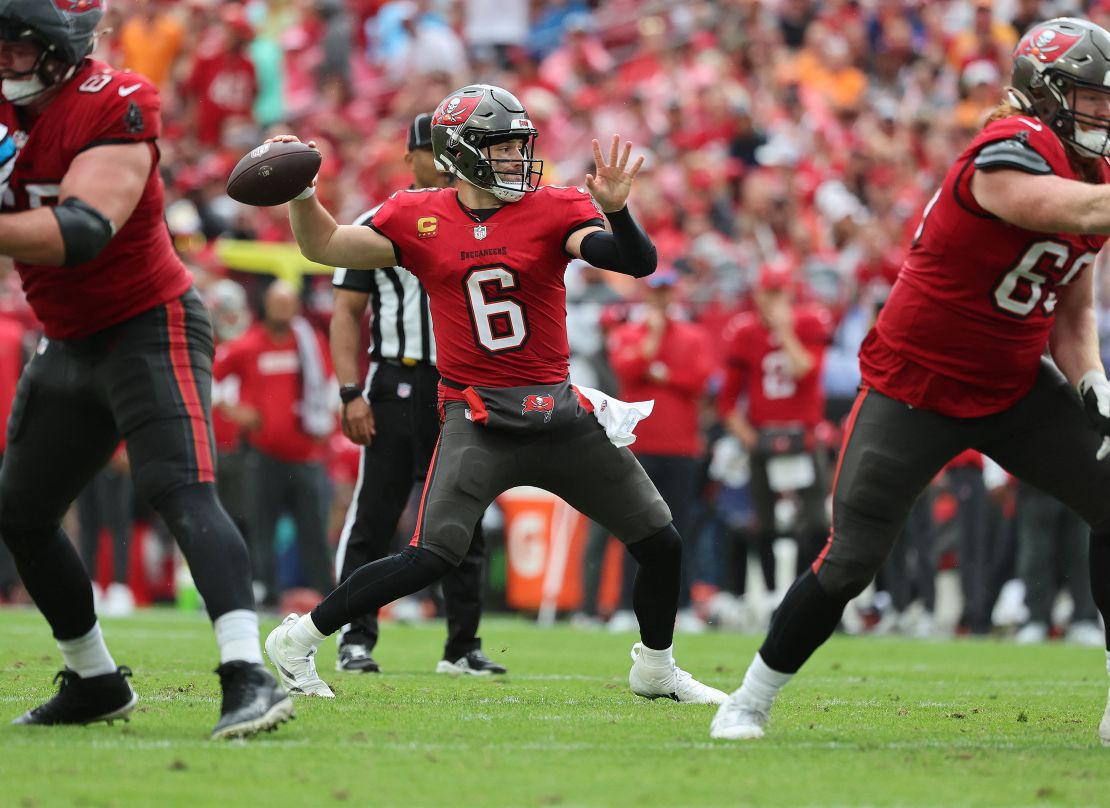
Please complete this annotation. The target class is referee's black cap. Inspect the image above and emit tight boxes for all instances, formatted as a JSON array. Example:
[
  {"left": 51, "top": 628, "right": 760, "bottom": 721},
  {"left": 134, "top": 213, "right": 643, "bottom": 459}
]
[{"left": 407, "top": 113, "right": 434, "bottom": 151}]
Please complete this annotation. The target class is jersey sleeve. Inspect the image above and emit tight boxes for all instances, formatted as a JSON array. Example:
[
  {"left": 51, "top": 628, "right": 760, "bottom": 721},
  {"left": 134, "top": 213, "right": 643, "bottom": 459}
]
[
  {"left": 368, "top": 192, "right": 406, "bottom": 267},
  {"left": 553, "top": 186, "right": 606, "bottom": 246},
  {"left": 973, "top": 116, "right": 1071, "bottom": 177},
  {"left": 67, "top": 72, "right": 162, "bottom": 153},
  {"left": 334, "top": 205, "right": 385, "bottom": 290}
]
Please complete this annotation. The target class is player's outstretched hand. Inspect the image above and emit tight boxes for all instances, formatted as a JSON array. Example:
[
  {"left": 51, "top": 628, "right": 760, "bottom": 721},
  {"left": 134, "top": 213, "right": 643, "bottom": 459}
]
[{"left": 585, "top": 134, "right": 643, "bottom": 213}]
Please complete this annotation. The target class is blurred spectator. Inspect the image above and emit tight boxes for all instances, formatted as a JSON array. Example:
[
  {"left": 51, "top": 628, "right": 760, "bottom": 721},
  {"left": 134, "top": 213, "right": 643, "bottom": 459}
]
[
  {"left": 119, "top": 0, "right": 185, "bottom": 88},
  {"left": 1014, "top": 482, "right": 1102, "bottom": 646},
  {"left": 77, "top": 454, "right": 135, "bottom": 618},
  {"left": 609, "top": 271, "right": 714, "bottom": 630},
  {"left": 464, "top": 0, "right": 530, "bottom": 68},
  {"left": 214, "top": 281, "right": 335, "bottom": 606},
  {"left": 718, "top": 262, "right": 834, "bottom": 589},
  {"left": 183, "top": 5, "right": 258, "bottom": 146},
  {"left": 0, "top": 313, "right": 25, "bottom": 602}
]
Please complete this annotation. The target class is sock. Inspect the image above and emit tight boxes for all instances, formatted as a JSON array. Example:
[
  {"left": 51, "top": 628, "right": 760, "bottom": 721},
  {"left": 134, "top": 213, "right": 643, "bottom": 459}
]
[
  {"left": 1105, "top": 650, "right": 1110, "bottom": 678},
  {"left": 213, "top": 609, "right": 263, "bottom": 665},
  {"left": 289, "top": 613, "right": 327, "bottom": 652},
  {"left": 57, "top": 621, "right": 117, "bottom": 678},
  {"left": 626, "top": 525, "right": 682, "bottom": 650},
  {"left": 737, "top": 652, "right": 793, "bottom": 710},
  {"left": 636, "top": 643, "right": 674, "bottom": 666}
]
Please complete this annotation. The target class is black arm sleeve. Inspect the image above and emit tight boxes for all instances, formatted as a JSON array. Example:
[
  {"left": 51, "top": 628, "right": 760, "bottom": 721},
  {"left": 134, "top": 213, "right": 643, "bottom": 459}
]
[{"left": 579, "top": 206, "right": 657, "bottom": 278}]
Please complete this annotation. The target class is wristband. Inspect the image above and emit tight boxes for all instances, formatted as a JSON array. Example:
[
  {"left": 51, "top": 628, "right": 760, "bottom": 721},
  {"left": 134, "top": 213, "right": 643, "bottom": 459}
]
[
  {"left": 339, "top": 384, "right": 363, "bottom": 404},
  {"left": 294, "top": 184, "right": 317, "bottom": 201}
]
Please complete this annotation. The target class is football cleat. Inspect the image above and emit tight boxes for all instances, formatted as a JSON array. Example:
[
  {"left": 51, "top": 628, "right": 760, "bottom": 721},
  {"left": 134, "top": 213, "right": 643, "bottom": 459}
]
[
  {"left": 211, "top": 661, "right": 294, "bottom": 740},
  {"left": 12, "top": 666, "right": 137, "bottom": 726},
  {"left": 435, "top": 649, "right": 508, "bottom": 676},
  {"left": 710, "top": 688, "right": 771, "bottom": 740},
  {"left": 265, "top": 614, "right": 335, "bottom": 698},
  {"left": 627, "top": 642, "right": 727, "bottom": 704},
  {"left": 336, "top": 643, "right": 380, "bottom": 674}
]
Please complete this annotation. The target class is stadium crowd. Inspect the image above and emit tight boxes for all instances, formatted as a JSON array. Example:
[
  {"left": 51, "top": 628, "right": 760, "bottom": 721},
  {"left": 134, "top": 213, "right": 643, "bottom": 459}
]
[{"left": 0, "top": 0, "right": 1105, "bottom": 645}]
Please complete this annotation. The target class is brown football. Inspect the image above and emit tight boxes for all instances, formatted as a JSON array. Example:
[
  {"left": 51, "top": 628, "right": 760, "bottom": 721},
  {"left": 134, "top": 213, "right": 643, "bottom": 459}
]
[{"left": 226, "top": 140, "right": 321, "bottom": 206}]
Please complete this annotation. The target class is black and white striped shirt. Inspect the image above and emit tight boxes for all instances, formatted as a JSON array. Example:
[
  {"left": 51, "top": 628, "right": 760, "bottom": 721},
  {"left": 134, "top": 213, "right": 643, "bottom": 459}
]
[{"left": 332, "top": 205, "right": 437, "bottom": 366}]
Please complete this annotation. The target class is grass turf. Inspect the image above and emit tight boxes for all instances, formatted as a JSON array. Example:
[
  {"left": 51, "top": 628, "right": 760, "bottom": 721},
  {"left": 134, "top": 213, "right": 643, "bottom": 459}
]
[{"left": 0, "top": 608, "right": 1108, "bottom": 807}]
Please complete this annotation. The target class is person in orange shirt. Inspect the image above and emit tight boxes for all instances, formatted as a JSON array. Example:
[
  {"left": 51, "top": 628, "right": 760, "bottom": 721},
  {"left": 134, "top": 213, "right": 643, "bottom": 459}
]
[{"left": 119, "top": 0, "right": 185, "bottom": 88}]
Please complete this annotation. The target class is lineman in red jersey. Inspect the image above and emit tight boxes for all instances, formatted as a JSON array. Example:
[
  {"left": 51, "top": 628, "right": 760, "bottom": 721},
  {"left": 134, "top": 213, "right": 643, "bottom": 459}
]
[
  {"left": 266, "top": 84, "right": 727, "bottom": 704},
  {"left": 718, "top": 262, "right": 833, "bottom": 583},
  {"left": 0, "top": 1, "right": 290, "bottom": 738},
  {"left": 713, "top": 17, "right": 1110, "bottom": 743}
]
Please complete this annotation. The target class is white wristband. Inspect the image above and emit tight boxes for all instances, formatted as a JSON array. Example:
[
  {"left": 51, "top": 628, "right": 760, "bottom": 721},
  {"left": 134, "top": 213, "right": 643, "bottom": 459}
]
[
  {"left": 1078, "top": 369, "right": 1108, "bottom": 397},
  {"left": 293, "top": 184, "right": 316, "bottom": 201}
]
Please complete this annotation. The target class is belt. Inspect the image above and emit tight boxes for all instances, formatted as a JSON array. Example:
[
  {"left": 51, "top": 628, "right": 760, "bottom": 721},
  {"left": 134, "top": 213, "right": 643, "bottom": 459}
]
[{"left": 381, "top": 357, "right": 426, "bottom": 368}]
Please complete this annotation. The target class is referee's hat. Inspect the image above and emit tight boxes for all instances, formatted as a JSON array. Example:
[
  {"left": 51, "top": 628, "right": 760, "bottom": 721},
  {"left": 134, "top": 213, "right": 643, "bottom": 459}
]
[{"left": 407, "top": 113, "right": 434, "bottom": 151}]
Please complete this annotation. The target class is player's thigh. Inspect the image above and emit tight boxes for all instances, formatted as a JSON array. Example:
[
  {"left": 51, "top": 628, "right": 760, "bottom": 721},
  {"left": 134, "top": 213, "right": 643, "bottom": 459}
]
[
  {"left": 412, "top": 403, "right": 521, "bottom": 565},
  {"left": 0, "top": 345, "right": 119, "bottom": 529},
  {"left": 536, "top": 418, "right": 671, "bottom": 544},
  {"left": 981, "top": 361, "right": 1110, "bottom": 530},
  {"left": 818, "top": 388, "right": 967, "bottom": 590},
  {"left": 103, "top": 291, "right": 217, "bottom": 504}
]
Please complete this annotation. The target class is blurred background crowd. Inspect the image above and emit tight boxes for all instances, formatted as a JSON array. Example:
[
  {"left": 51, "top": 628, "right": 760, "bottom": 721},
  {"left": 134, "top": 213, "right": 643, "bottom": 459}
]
[{"left": 0, "top": 0, "right": 1106, "bottom": 646}]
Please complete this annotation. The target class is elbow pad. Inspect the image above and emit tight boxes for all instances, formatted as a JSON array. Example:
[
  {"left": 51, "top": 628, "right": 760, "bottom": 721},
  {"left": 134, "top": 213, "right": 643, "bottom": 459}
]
[
  {"left": 51, "top": 197, "right": 117, "bottom": 266},
  {"left": 579, "top": 207, "right": 657, "bottom": 278}
]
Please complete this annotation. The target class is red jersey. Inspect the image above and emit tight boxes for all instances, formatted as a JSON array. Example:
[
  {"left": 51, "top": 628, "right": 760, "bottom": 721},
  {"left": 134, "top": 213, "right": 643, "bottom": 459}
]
[
  {"left": 184, "top": 50, "right": 257, "bottom": 146},
  {"left": 860, "top": 115, "right": 1110, "bottom": 417},
  {"left": 0, "top": 314, "right": 24, "bottom": 453},
  {"left": 213, "top": 324, "right": 334, "bottom": 464},
  {"left": 608, "top": 317, "right": 714, "bottom": 457},
  {"left": 719, "top": 307, "right": 833, "bottom": 428},
  {"left": 0, "top": 60, "right": 190, "bottom": 339},
  {"left": 370, "top": 186, "right": 603, "bottom": 389}
]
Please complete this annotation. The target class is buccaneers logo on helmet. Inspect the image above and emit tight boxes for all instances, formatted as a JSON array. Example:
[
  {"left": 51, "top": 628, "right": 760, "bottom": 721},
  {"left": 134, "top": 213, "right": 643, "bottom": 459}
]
[{"left": 53, "top": 0, "right": 103, "bottom": 13}]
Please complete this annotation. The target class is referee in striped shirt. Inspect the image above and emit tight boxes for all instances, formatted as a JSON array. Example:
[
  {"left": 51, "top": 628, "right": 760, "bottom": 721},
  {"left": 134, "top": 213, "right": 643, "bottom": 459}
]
[{"left": 329, "top": 113, "right": 506, "bottom": 676}]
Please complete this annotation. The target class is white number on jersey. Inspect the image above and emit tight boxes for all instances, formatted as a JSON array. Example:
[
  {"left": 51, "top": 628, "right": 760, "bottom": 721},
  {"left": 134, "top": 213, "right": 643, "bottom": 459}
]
[{"left": 464, "top": 265, "right": 529, "bottom": 353}]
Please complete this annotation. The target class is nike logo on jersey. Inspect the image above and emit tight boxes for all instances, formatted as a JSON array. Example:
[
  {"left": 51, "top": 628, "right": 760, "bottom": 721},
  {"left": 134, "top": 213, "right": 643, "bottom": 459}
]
[
  {"left": 1018, "top": 118, "right": 1043, "bottom": 132},
  {"left": 118, "top": 84, "right": 141, "bottom": 97}
]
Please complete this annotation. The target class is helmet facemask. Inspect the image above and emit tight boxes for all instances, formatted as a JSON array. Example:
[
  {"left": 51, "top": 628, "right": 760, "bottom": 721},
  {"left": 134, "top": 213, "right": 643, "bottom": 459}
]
[
  {"left": 0, "top": 21, "right": 78, "bottom": 106},
  {"left": 1053, "top": 77, "right": 1110, "bottom": 157},
  {"left": 475, "top": 131, "right": 542, "bottom": 202}
]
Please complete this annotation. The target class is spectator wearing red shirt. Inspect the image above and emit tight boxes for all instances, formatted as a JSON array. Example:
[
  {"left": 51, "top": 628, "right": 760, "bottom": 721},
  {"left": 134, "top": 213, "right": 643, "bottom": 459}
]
[
  {"left": 0, "top": 313, "right": 24, "bottom": 601},
  {"left": 719, "top": 262, "right": 834, "bottom": 586},
  {"left": 183, "top": 6, "right": 257, "bottom": 146},
  {"left": 609, "top": 270, "right": 713, "bottom": 620},
  {"left": 215, "top": 282, "right": 335, "bottom": 606}
]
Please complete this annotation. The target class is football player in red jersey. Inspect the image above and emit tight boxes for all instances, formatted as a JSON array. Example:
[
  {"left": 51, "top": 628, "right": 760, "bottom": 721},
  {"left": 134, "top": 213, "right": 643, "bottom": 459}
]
[
  {"left": 712, "top": 17, "right": 1110, "bottom": 743},
  {"left": 266, "top": 84, "right": 727, "bottom": 705},
  {"left": 0, "top": 1, "right": 291, "bottom": 738}
]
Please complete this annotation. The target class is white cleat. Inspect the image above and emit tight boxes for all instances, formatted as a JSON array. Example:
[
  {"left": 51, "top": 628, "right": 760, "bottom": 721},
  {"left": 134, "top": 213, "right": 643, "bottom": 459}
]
[
  {"left": 1099, "top": 687, "right": 1110, "bottom": 746},
  {"left": 710, "top": 688, "right": 770, "bottom": 740},
  {"left": 265, "top": 614, "right": 335, "bottom": 698},
  {"left": 628, "top": 642, "right": 728, "bottom": 704}
]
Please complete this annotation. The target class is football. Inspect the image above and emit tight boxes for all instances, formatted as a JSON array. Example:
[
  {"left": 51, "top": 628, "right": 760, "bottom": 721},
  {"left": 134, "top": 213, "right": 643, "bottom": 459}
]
[{"left": 225, "top": 140, "right": 321, "bottom": 206}]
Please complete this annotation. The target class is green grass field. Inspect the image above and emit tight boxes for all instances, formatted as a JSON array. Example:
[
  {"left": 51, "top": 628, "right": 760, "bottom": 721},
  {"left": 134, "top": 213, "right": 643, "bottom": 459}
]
[{"left": 1, "top": 609, "right": 1109, "bottom": 808}]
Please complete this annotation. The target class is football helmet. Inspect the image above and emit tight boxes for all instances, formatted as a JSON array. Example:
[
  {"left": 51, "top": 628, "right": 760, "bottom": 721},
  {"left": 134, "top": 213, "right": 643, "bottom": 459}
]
[
  {"left": 430, "top": 84, "right": 542, "bottom": 202},
  {"left": 1010, "top": 17, "right": 1110, "bottom": 157},
  {"left": 0, "top": 0, "right": 103, "bottom": 105}
]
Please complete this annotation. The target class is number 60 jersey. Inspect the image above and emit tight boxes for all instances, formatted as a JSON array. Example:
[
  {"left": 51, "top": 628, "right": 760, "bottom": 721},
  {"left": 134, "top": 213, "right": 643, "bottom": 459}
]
[
  {"left": 0, "top": 60, "right": 189, "bottom": 340},
  {"left": 860, "top": 113, "right": 1110, "bottom": 418},
  {"left": 369, "top": 185, "right": 603, "bottom": 388}
]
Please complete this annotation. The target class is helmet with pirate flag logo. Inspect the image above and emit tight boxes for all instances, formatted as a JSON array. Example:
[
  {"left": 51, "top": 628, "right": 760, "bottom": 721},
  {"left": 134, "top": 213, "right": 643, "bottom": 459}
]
[
  {"left": 430, "top": 84, "right": 543, "bottom": 203},
  {"left": 0, "top": 0, "right": 104, "bottom": 105},
  {"left": 1009, "top": 17, "right": 1110, "bottom": 157}
]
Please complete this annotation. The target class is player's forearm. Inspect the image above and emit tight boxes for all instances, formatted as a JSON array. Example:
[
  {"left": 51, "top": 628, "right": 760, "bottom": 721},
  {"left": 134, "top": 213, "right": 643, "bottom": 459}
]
[
  {"left": 329, "top": 307, "right": 365, "bottom": 387},
  {"left": 778, "top": 330, "right": 815, "bottom": 378},
  {"left": 1050, "top": 307, "right": 1104, "bottom": 388},
  {"left": 0, "top": 208, "right": 66, "bottom": 265},
  {"left": 289, "top": 194, "right": 341, "bottom": 265}
]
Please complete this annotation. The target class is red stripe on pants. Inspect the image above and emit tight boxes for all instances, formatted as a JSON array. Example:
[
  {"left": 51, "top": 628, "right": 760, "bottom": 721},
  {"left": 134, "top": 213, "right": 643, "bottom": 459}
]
[
  {"left": 165, "top": 298, "right": 215, "bottom": 483},
  {"left": 409, "top": 434, "right": 443, "bottom": 548},
  {"left": 811, "top": 385, "right": 870, "bottom": 574}
]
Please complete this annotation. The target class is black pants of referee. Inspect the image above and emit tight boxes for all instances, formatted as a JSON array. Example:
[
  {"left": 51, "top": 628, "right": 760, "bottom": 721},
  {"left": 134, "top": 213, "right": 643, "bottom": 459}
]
[{"left": 335, "top": 361, "right": 486, "bottom": 660}]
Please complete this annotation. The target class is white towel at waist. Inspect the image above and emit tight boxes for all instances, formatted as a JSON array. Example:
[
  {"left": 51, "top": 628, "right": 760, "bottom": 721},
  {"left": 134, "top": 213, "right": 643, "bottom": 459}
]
[{"left": 573, "top": 385, "right": 654, "bottom": 448}]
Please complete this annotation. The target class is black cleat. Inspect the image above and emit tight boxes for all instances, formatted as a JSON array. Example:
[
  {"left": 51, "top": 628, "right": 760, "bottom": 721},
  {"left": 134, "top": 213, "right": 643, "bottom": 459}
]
[
  {"left": 335, "top": 643, "right": 380, "bottom": 673},
  {"left": 12, "top": 666, "right": 137, "bottom": 726},
  {"left": 211, "top": 661, "right": 294, "bottom": 740},
  {"left": 435, "top": 649, "right": 508, "bottom": 676}
]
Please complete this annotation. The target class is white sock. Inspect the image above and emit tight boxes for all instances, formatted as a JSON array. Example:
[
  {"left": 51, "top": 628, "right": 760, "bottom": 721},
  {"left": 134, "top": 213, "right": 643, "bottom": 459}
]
[
  {"left": 1105, "top": 650, "right": 1110, "bottom": 677},
  {"left": 289, "top": 613, "right": 327, "bottom": 651},
  {"left": 738, "top": 652, "right": 793, "bottom": 709},
  {"left": 57, "top": 622, "right": 117, "bottom": 678},
  {"left": 637, "top": 643, "right": 674, "bottom": 666},
  {"left": 213, "top": 609, "right": 263, "bottom": 665}
]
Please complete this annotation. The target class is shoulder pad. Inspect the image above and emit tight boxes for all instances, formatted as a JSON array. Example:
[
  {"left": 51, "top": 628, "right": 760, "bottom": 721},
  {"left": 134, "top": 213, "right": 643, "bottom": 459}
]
[{"left": 974, "top": 137, "right": 1052, "bottom": 175}]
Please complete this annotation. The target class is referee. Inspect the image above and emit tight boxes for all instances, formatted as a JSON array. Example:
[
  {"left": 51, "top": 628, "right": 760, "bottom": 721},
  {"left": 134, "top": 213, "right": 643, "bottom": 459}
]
[{"left": 329, "top": 113, "right": 506, "bottom": 676}]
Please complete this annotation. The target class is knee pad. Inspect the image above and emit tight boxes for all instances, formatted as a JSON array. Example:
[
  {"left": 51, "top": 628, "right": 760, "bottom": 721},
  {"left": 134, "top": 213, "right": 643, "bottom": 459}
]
[
  {"left": 627, "top": 524, "right": 682, "bottom": 567},
  {"left": 814, "top": 556, "right": 877, "bottom": 601}
]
